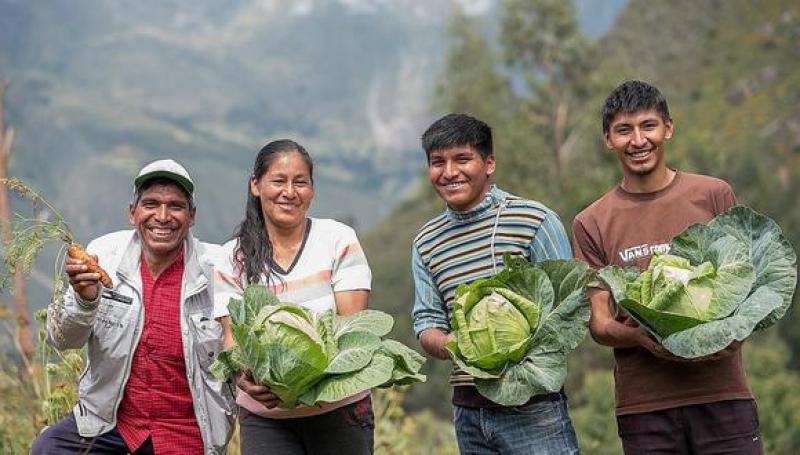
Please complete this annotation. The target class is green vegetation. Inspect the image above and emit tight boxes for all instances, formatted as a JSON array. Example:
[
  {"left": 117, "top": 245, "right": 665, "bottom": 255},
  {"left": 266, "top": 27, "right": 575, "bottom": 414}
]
[
  {"left": 211, "top": 285, "right": 426, "bottom": 408},
  {"left": 0, "top": 310, "right": 83, "bottom": 454},
  {"left": 0, "top": 178, "right": 74, "bottom": 291},
  {"left": 447, "top": 256, "right": 591, "bottom": 405},
  {"left": 600, "top": 207, "right": 797, "bottom": 358},
  {"left": 372, "top": 388, "right": 459, "bottom": 455}
]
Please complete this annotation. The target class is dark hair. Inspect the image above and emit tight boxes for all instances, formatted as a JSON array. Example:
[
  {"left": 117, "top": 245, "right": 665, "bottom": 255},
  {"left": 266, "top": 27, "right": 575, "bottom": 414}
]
[
  {"left": 421, "top": 113, "right": 493, "bottom": 160},
  {"left": 232, "top": 139, "right": 314, "bottom": 285},
  {"left": 132, "top": 177, "right": 194, "bottom": 209},
  {"left": 601, "top": 80, "right": 671, "bottom": 134}
]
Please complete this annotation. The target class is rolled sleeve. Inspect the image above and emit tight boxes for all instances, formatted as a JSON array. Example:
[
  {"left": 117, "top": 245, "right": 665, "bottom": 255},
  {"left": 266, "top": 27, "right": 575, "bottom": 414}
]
[
  {"left": 531, "top": 208, "right": 573, "bottom": 261},
  {"left": 411, "top": 245, "right": 449, "bottom": 338}
]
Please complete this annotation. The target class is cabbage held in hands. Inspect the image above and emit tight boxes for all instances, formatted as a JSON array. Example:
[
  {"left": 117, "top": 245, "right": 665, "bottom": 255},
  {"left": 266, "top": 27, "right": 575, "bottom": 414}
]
[
  {"left": 599, "top": 206, "right": 797, "bottom": 359},
  {"left": 446, "top": 256, "right": 592, "bottom": 406},
  {"left": 211, "top": 285, "right": 426, "bottom": 408}
]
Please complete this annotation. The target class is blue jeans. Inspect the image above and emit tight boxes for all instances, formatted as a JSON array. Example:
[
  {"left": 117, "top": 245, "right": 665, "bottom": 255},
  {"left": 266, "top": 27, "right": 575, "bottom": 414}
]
[{"left": 453, "top": 394, "right": 579, "bottom": 454}]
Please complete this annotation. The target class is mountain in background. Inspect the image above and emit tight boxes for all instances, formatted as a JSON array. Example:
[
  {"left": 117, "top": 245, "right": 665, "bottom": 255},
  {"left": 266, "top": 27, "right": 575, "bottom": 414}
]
[
  {"left": 0, "top": 0, "right": 625, "bottom": 242},
  {"left": 0, "top": 0, "right": 626, "bottom": 306},
  {"left": 0, "top": 0, "right": 436, "bottom": 240}
]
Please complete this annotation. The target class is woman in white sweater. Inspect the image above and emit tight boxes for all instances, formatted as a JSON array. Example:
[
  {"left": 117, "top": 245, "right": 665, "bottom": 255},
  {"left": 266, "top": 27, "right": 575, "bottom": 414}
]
[{"left": 215, "top": 139, "right": 374, "bottom": 454}]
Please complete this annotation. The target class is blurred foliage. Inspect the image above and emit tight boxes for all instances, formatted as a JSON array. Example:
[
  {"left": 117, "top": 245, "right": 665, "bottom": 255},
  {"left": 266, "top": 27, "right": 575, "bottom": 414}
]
[
  {"left": 744, "top": 333, "right": 800, "bottom": 454},
  {"left": 373, "top": 388, "right": 459, "bottom": 455},
  {"left": 0, "top": 366, "right": 37, "bottom": 454},
  {"left": 363, "top": 0, "right": 800, "bottom": 451},
  {"left": 0, "top": 310, "right": 83, "bottom": 454}
]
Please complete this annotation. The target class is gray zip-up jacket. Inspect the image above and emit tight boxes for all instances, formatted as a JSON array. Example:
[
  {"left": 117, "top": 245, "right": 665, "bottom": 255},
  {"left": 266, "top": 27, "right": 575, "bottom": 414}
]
[{"left": 46, "top": 230, "right": 234, "bottom": 454}]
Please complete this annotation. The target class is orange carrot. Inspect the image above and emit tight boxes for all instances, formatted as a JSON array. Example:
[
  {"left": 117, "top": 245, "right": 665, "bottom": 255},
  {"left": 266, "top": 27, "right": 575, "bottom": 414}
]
[{"left": 67, "top": 243, "right": 113, "bottom": 288}]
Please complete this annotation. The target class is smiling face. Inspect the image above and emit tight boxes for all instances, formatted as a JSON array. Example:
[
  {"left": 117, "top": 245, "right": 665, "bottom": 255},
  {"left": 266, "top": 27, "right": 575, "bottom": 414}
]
[
  {"left": 605, "top": 108, "right": 674, "bottom": 181},
  {"left": 428, "top": 145, "right": 495, "bottom": 212},
  {"left": 128, "top": 182, "right": 195, "bottom": 263},
  {"left": 251, "top": 151, "right": 314, "bottom": 231}
]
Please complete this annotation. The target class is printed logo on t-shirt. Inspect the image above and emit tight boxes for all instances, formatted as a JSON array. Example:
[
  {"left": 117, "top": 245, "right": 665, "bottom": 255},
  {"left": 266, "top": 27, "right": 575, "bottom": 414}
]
[{"left": 618, "top": 242, "right": 670, "bottom": 264}]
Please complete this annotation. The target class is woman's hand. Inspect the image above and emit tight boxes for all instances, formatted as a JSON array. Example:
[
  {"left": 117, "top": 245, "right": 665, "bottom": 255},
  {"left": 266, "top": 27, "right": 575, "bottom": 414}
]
[{"left": 236, "top": 371, "right": 282, "bottom": 409}]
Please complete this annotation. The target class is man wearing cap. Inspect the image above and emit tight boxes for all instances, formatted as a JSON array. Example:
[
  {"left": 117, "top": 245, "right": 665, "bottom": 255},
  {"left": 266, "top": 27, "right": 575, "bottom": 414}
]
[{"left": 31, "top": 160, "right": 234, "bottom": 455}]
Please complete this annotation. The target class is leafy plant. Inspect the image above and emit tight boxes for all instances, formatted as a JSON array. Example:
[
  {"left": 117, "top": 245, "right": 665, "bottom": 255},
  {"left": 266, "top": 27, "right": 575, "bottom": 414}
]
[
  {"left": 33, "top": 309, "right": 85, "bottom": 426},
  {"left": 0, "top": 178, "right": 105, "bottom": 349},
  {"left": 210, "top": 285, "right": 426, "bottom": 408},
  {"left": 446, "top": 255, "right": 592, "bottom": 406},
  {"left": 0, "top": 178, "right": 73, "bottom": 289},
  {"left": 372, "top": 387, "right": 458, "bottom": 455},
  {"left": 599, "top": 206, "right": 797, "bottom": 358},
  {"left": 0, "top": 178, "right": 90, "bottom": 430},
  {"left": 1, "top": 177, "right": 112, "bottom": 291}
]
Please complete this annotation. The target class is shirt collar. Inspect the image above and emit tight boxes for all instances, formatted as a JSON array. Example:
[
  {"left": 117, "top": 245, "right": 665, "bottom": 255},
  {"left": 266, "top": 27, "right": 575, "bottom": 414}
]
[
  {"left": 445, "top": 185, "right": 508, "bottom": 223},
  {"left": 140, "top": 243, "right": 185, "bottom": 282}
]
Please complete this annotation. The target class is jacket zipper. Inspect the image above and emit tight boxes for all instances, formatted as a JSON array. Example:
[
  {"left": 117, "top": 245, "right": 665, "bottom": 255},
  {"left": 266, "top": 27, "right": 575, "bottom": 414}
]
[
  {"left": 107, "top": 272, "right": 144, "bottom": 430},
  {"left": 181, "top": 280, "right": 218, "bottom": 453}
]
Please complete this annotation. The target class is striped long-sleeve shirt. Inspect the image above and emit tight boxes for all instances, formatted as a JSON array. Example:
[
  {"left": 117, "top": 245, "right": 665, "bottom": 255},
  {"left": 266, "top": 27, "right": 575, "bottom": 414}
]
[{"left": 410, "top": 185, "right": 572, "bottom": 395}]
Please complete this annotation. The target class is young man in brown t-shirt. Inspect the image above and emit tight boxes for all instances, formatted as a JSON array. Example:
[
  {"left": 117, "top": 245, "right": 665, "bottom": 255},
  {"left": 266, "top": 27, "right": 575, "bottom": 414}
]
[{"left": 572, "top": 80, "right": 763, "bottom": 454}]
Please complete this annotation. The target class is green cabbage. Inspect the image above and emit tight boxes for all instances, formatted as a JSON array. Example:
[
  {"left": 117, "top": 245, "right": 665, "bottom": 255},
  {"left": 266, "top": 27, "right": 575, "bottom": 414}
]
[
  {"left": 446, "top": 256, "right": 592, "bottom": 406},
  {"left": 211, "top": 285, "right": 426, "bottom": 408},
  {"left": 599, "top": 206, "right": 797, "bottom": 358}
]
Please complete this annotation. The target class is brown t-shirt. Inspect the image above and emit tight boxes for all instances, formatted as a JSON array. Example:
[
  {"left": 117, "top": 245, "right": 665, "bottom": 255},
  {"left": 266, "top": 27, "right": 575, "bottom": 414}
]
[{"left": 572, "top": 171, "right": 752, "bottom": 416}]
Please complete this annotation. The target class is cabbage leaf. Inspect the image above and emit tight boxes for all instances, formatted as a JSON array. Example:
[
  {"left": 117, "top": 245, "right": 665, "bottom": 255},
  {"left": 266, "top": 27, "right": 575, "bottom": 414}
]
[
  {"left": 210, "top": 286, "right": 426, "bottom": 407},
  {"left": 446, "top": 256, "right": 592, "bottom": 406},
  {"left": 598, "top": 206, "right": 797, "bottom": 358}
]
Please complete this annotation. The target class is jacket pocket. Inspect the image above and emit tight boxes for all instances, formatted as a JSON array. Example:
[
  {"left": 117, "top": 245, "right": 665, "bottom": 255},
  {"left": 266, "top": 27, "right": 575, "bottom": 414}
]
[
  {"left": 189, "top": 313, "right": 224, "bottom": 369},
  {"left": 95, "top": 298, "right": 132, "bottom": 334}
]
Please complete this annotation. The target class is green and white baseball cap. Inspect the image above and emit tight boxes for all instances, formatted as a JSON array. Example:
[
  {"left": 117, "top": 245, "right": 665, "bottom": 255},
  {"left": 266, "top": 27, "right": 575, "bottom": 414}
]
[{"left": 134, "top": 159, "right": 194, "bottom": 196}]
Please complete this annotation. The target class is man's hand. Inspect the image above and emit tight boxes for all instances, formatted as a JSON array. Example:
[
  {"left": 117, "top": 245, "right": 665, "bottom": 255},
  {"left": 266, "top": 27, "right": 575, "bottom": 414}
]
[
  {"left": 636, "top": 329, "right": 741, "bottom": 363},
  {"left": 674, "top": 340, "right": 742, "bottom": 363},
  {"left": 693, "top": 340, "right": 741, "bottom": 362},
  {"left": 236, "top": 371, "right": 281, "bottom": 409},
  {"left": 588, "top": 289, "right": 649, "bottom": 348},
  {"left": 635, "top": 328, "right": 683, "bottom": 361},
  {"left": 65, "top": 256, "right": 102, "bottom": 302},
  {"left": 419, "top": 328, "right": 453, "bottom": 360}
]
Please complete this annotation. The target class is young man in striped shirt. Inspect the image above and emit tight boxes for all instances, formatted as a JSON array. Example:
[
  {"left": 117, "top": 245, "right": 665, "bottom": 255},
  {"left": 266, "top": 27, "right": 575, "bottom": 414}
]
[{"left": 411, "top": 113, "right": 579, "bottom": 454}]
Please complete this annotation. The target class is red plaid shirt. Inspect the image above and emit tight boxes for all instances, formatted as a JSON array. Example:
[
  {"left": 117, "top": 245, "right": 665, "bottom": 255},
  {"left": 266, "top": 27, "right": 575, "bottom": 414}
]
[{"left": 116, "top": 248, "right": 204, "bottom": 454}]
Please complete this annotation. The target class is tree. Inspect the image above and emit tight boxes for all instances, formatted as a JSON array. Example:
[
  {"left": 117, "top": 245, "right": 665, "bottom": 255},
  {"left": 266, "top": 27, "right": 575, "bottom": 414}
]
[
  {"left": 0, "top": 80, "right": 36, "bottom": 372},
  {"left": 436, "top": 8, "right": 513, "bottom": 123},
  {"left": 500, "top": 0, "right": 596, "bottom": 192}
]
